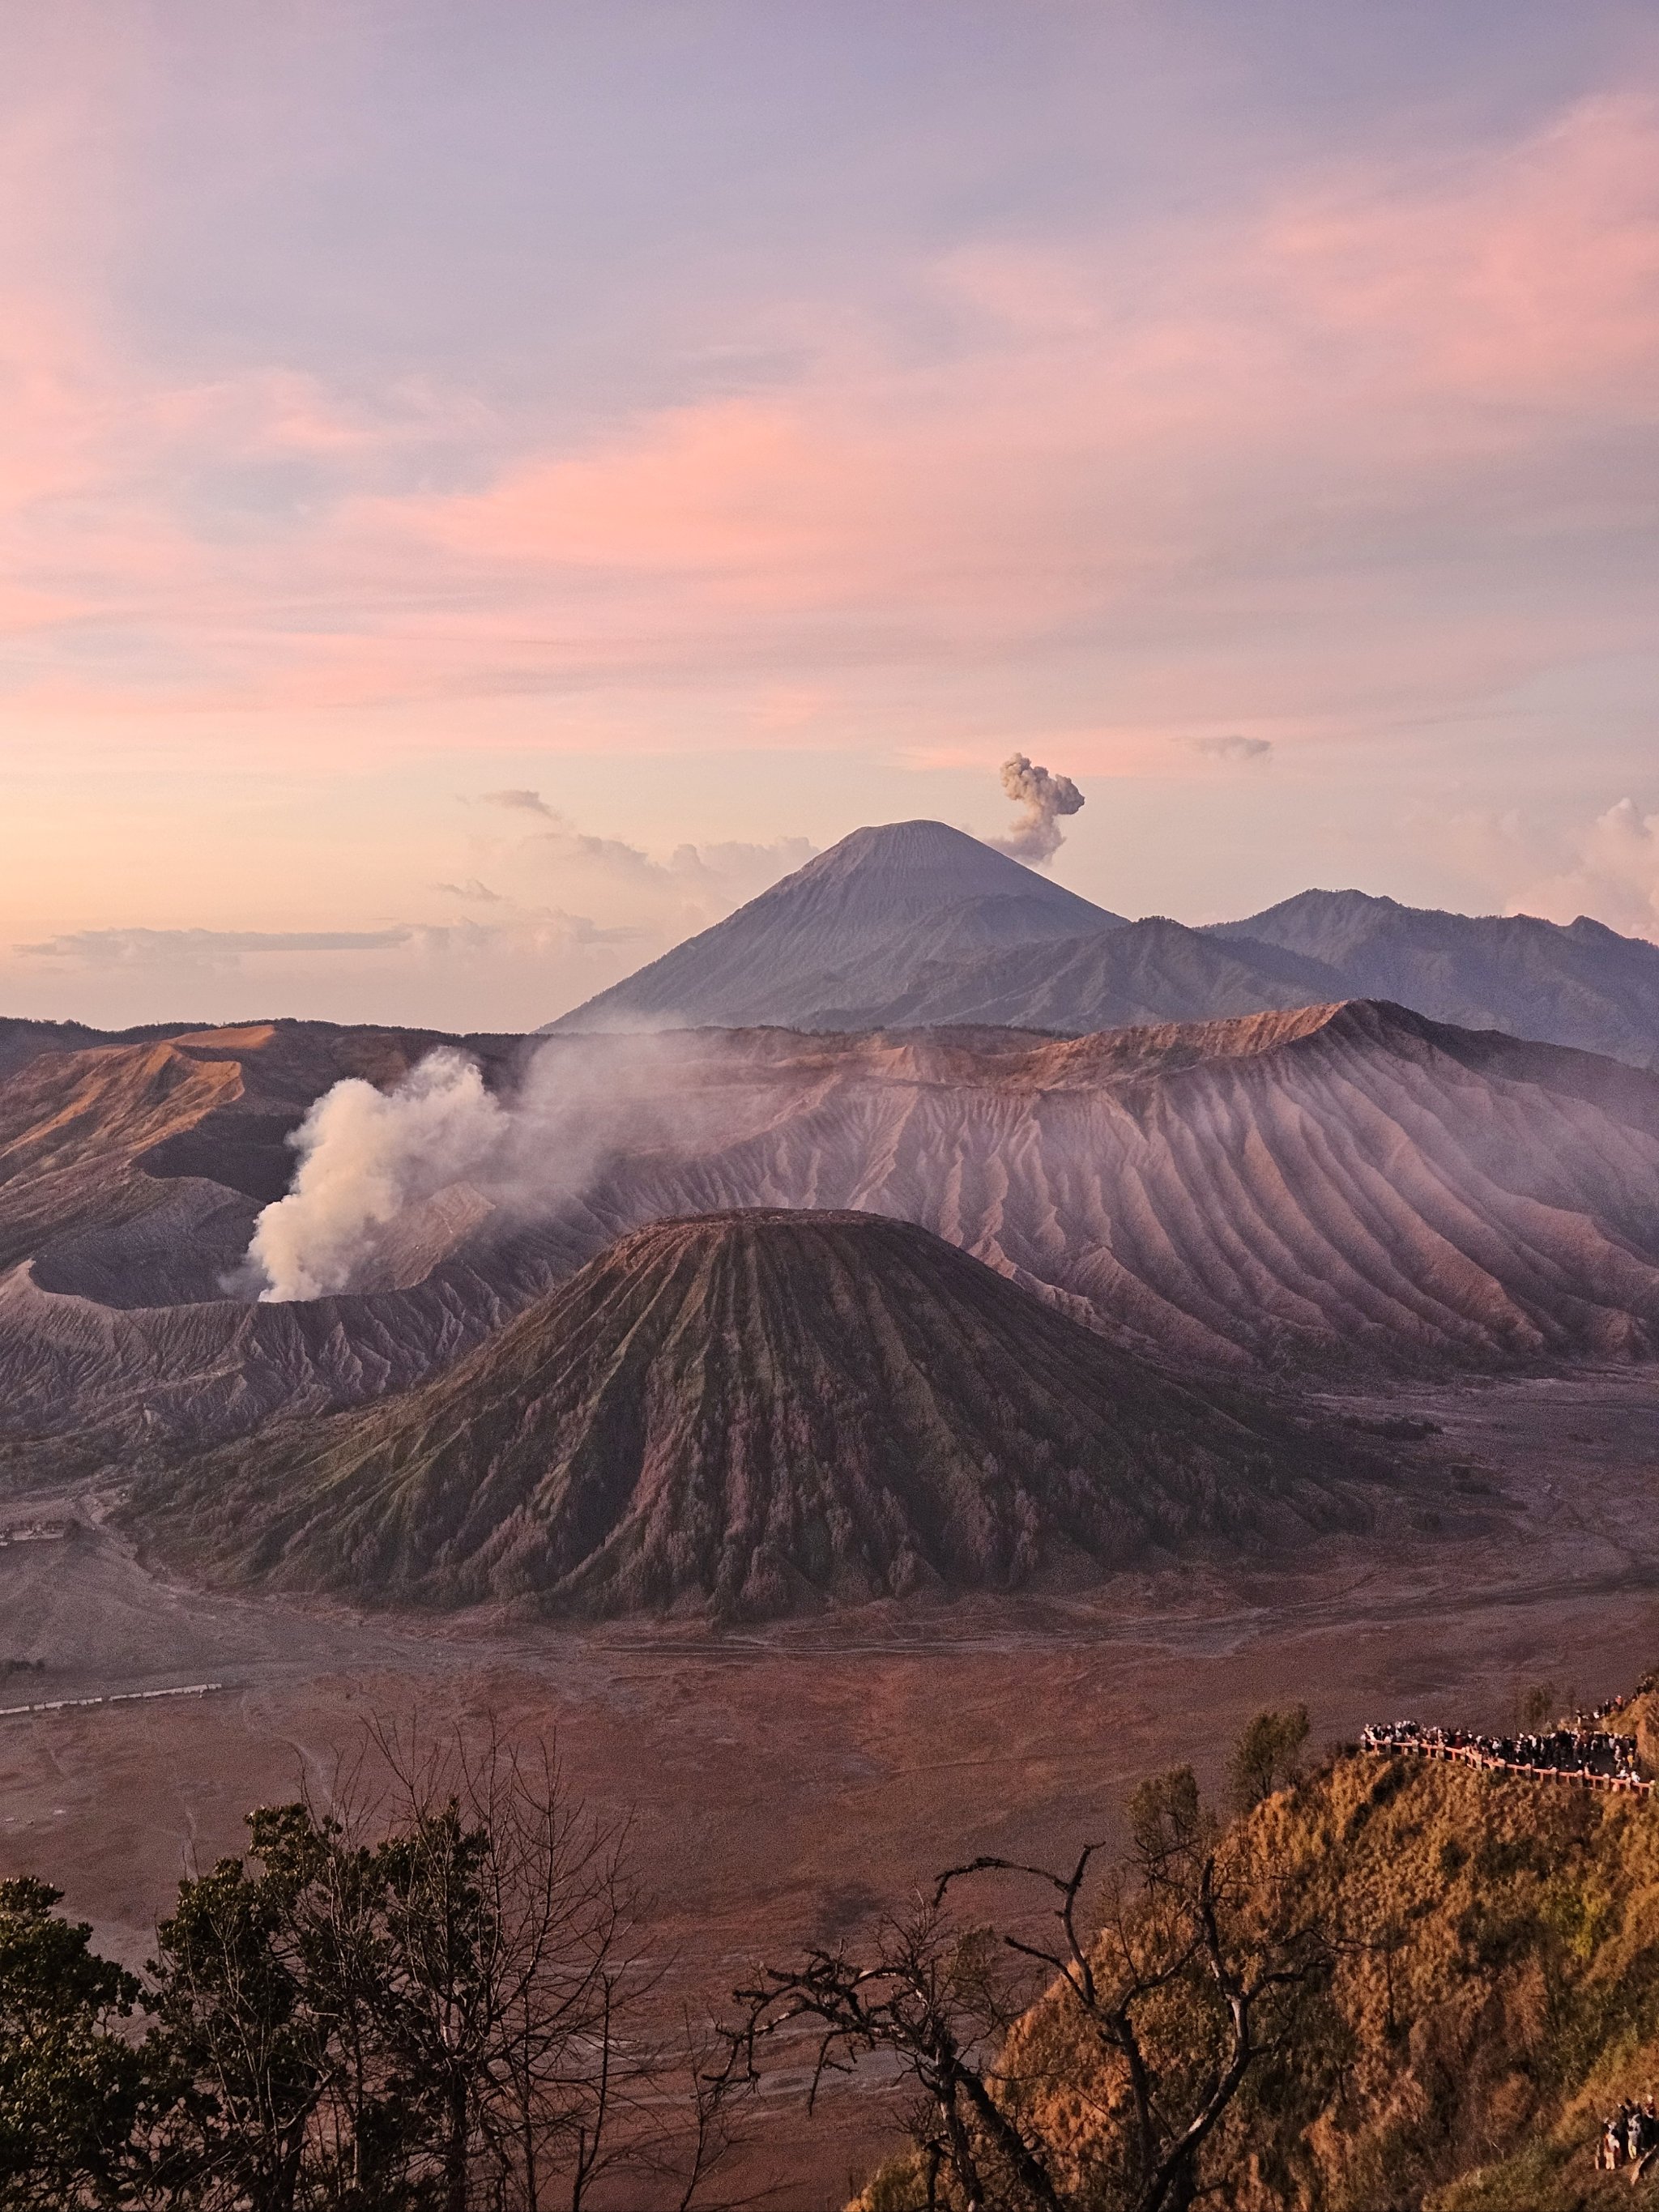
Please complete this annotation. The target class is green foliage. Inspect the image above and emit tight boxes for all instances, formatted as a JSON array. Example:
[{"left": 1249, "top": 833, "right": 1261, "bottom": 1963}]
[
  {"left": 1, "top": 1740, "right": 718, "bottom": 2210},
  {"left": 0, "top": 1877, "right": 151, "bottom": 2210},
  {"left": 1227, "top": 1705, "right": 1311, "bottom": 1812},
  {"left": 1518, "top": 1682, "right": 1559, "bottom": 1733},
  {"left": 1126, "top": 1761, "right": 1204, "bottom": 1863}
]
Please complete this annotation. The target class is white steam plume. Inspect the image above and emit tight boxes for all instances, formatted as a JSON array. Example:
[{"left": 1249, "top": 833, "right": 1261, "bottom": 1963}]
[
  {"left": 244, "top": 1051, "right": 509, "bottom": 1302},
  {"left": 987, "top": 752, "right": 1084, "bottom": 866},
  {"left": 235, "top": 1033, "right": 710, "bottom": 1303}
]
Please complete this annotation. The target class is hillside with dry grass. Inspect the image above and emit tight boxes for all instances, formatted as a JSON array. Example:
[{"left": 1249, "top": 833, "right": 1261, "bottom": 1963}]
[{"left": 844, "top": 1683, "right": 1659, "bottom": 2212}]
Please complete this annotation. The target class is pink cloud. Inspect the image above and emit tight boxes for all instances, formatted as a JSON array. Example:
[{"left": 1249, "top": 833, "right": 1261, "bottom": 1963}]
[
  {"left": 0, "top": 87, "right": 1656, "bottom": 771},
  {"left": 1264, "top": 95, "right": 1659, "bottom": 407},
  {"left": 1512, "top": 798, "right": 1659, "bottom": 942}
]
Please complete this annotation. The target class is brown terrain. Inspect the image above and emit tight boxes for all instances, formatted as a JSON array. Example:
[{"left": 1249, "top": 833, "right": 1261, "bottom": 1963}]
[
  {"left": 2, "top": 884, "right": 1658, "bottom": 2203},
  {"left": 3, "top": 1000, "right": 1659, "bottom": 1470},
  {"left": 2, "top": 1367, "right": 1658, "bottom": 2203}
]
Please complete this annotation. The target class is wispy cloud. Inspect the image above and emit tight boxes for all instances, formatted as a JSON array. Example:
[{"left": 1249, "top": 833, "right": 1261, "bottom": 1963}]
[
  {"left": 1511, "top": 799, "right": 1659, "bottom": 942},
  {"left": 477, "top": 789, "right": 555, "bottom": 818},
  {"left": 1, "top": 87, "right": 1655, "bottom": 762},
  {"left": 2, "top": 817, "right": 819, "bottom": 1026},
  {"left": 19, "top": 927, "right": 413, "bottom": 964},
  {"left": 1, "top": 16, "right": 1657, "bottom": 970},
  {"left": 433, "top": 878, "right": 505, "bottom": 904},
  {"left": 1192, "top": 736, "right": 1273, "bottom": 765}
]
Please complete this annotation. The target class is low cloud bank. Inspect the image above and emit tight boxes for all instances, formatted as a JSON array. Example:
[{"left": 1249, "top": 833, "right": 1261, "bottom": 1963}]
[
  {"left": 1516, "top": 799, "right": 1659, "bottom": 943},
  {"left": 1192, "top": 735, "right": 1273, "bottom": 765},
  {"left": 10, "top": 814, "right": 817, "bottom": 1030}
]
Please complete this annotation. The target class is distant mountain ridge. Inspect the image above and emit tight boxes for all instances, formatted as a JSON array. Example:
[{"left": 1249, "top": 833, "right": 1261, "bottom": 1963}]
[
  {"left": 2, "top": 999, "right": 1657, "bottom": 1471},
  {"left": 1209, "top": 889, "right": 1659, "bottom": 1068},
  {"left": 550, "top": 825, "right": 1659, "bottom": 1068},
  {"left": 808, "top": 914, "right": 1342, "bottom": 1033}
]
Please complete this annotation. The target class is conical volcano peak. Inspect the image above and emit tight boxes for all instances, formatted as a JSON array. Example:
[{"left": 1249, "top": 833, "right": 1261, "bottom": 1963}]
[
  {"left": 135, "top": 1204, "right": 1381, "bottom": 1620},
  {"left": 787, "top": 818, "right": 1075, "bottom": 893},
  {"left": 738, "top": 819, "right": 1114, "bottom": 929},
  {"left": 547, "top": 818, "right": 1125, "bottom": 1034}
]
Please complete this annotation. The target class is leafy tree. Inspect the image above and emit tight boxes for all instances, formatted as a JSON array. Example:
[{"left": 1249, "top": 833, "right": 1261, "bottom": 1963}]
[
  {"left": 1516, "top": 1681, "right": 1558, "bottom": 1733},
  {"left": 1227, "top": 1707, "right": 1310, "bottom": 1813},
  {"left": 0, "top": 1730, "right": 733, "bottom": 2210},
  {"left": 0, "top": 1877, "right": 151, "bottom": 2209},
  {"left": 151, "top": 1804, "right": 352, "bottom": 2211},
  {"left": 149, "top": 1730, "right": 729, "bottom": 2210}
]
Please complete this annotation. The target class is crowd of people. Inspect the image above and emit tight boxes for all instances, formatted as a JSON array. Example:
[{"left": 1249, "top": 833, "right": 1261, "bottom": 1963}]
[
  {"left": 1599, "top": 2099, "right": 1659, "bottom": 2172},
  {"left": 1360, "top": 1719, "right": 1649, "bottom": 1792}
]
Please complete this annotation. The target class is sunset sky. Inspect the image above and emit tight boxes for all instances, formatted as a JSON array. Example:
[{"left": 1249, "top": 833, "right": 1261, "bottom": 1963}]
[{"left": 3, "top": 1, "right": 1658, "bottom": 1028}]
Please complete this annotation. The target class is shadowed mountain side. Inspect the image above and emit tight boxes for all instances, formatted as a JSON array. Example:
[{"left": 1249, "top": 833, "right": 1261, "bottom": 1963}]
[
  {"left": 804, "top": 915, "right": 1347, "bottom": 1032},
  {"left": 0, "top": 1017, "right": 207, "bottom": 1081},
  {"left": 0, "top": 1246, "right": 542, "bottom": 1451},
  {"left": 546, "top": 820, "right": 1125, "bottom": 1034},
  {"left": 1211, "top": 889, "right": 1659, "bottom": 1068},
  {"left": 127, "top": 1211, "right": 1386, "bottom": 1620}
]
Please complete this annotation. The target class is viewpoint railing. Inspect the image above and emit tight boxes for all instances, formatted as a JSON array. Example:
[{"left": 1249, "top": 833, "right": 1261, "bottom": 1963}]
[{"left": 1362, "top": 1722, "right": 1651, "bottom": 1796}]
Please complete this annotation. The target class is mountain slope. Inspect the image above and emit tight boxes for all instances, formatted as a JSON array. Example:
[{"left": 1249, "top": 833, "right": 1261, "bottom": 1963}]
[
  {"left": 0, "top": 1021, "right": 537, "bottom": 1460},
  {"left": 546, "top": 836, "right": 1659, "bottom": 1065},
  {"left": 1212, "top": 889, "right": 1659, "bottom": 1068},
  {"left": 528, "top": 1000, "right": 1659, "bottom": 1374},
  {"left": 547, "top": 820, "right": 1125, "bottom": 1034},
  {"left": 804, "top": 915, "right": 1346, "bottom": 1032},
  {"left": 0, "top": 1017, "right": 204, "bottom": 1082},
  {"left": 0, "top": 1020, "right": 524, "bottom": 1302},
  {"left": 4, "top": 1001, "right": 1657, "bottom": 1459},
  {"left": 855, "top": 1677, "right": 1659, "bottom": 2212},
  {"left": 129, "top": 1210, "right": 1383, "bottom": 1618}
]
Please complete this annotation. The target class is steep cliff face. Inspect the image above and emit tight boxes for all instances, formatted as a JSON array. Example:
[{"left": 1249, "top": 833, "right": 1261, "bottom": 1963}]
[{"left": 128, "top": 1210, "right": 1383, "bottom": 1618}]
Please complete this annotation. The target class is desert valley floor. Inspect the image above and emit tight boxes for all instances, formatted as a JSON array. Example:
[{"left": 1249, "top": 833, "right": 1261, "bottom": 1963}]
[{"left": 6, "top": 1363, "right": 1659, "bottom": 2201}]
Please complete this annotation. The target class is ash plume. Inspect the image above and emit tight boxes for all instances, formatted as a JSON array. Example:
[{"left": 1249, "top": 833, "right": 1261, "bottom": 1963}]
[{"left": 987, "top": 752, "right": 1084, "bottom": 867}]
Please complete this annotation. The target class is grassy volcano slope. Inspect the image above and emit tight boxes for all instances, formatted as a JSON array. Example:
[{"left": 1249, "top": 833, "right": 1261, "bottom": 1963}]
[
  {"left": 130, "top": 1210, "right": 1385, "bottom": 1620},
  {"left": 860, "top": 1688, "right": 1659, "bottom": 2212}
]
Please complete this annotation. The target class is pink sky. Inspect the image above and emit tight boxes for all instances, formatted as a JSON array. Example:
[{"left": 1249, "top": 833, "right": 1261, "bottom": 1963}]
[{"left": 2, "top": 3, "right": 1658, "bottom": 1025}]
